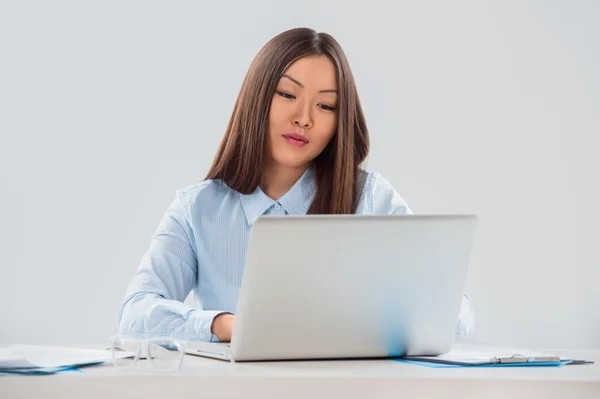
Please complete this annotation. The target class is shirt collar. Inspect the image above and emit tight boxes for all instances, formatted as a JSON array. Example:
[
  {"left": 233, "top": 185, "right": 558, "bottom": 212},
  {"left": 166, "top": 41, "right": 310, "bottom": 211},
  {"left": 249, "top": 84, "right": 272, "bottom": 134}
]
[{"left": 240, "top": 166, "right": 316, "bottom": 226}]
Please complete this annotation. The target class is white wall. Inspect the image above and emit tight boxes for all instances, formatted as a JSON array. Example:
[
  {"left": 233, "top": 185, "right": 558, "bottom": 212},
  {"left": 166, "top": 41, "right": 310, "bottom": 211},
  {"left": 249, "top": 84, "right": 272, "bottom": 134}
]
[{"left": 1, "top": 1, "right": 598, "bottom": 349}]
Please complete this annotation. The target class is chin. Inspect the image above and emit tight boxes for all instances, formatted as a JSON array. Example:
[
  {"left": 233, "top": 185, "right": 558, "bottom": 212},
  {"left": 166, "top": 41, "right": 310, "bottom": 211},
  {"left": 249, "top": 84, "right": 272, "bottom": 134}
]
[{"left": 271, "top": 154, "right": 313, "bottom": 169}]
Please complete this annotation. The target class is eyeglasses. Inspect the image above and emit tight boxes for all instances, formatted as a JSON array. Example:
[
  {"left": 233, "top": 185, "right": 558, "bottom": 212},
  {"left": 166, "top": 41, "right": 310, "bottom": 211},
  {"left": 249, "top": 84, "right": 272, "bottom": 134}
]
[{"left": 109, "top": 336, "right": 187, "bottom": 372}]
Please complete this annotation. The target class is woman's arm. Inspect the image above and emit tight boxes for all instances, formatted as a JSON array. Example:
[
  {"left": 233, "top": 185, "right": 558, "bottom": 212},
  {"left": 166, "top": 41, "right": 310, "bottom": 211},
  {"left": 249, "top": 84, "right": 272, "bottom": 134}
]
[
  {"left": 368, "top": 172, "right": 475, "bottom": 336},
  {"left": 116, "top": 192, "right": 226, "bottom": 342}
]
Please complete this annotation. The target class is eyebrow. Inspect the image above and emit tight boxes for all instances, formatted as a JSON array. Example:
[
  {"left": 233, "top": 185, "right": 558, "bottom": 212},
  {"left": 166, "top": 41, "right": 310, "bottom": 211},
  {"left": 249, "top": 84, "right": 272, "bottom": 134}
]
[{"left": 282, "top": 74, "right": 338, "bottom": 94}]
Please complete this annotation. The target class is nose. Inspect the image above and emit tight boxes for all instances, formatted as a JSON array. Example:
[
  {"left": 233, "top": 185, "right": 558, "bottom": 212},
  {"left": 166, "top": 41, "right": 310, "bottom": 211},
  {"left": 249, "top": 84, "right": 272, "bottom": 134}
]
[
  {"left": 293, "top": 101, "right": 313, "bottom": 129},
  {"left": 295, "top": 119, "right": 310, "bottom": 128}
]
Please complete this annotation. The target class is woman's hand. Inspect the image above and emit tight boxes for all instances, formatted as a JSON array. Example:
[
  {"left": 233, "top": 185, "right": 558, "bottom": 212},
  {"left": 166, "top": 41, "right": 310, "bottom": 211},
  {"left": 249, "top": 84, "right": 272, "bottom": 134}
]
[{"left": 211, "top": 313, "right": 235, "bottom": 342}]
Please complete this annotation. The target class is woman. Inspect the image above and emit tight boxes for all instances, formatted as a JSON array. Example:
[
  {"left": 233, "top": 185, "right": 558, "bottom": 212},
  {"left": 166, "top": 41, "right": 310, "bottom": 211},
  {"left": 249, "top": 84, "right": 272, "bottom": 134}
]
[{"left": 116, "top": 27, "right": 474, "bottom": 342}]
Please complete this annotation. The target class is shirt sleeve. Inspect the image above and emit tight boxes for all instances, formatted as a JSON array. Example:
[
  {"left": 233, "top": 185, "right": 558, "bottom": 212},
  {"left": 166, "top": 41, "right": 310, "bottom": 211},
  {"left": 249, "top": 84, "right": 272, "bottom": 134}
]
[
  {"left": 369, "top": 172, "right": 475, "bottom": 336},
  {"left": 116, "top": 191, "right": 226, "bottom": 342}
]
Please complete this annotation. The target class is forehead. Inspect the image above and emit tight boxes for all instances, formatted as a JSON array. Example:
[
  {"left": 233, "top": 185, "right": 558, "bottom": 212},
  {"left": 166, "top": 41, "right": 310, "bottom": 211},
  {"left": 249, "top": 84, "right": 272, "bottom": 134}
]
[{"left": 282, "top": 55, "right": 337, "bottom": 89}]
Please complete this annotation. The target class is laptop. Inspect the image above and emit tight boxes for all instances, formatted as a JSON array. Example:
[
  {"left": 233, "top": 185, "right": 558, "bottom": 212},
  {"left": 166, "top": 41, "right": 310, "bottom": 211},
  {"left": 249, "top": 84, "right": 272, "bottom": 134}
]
[{"left": 186, "top": 214, "right": 478, "bottom": 362}]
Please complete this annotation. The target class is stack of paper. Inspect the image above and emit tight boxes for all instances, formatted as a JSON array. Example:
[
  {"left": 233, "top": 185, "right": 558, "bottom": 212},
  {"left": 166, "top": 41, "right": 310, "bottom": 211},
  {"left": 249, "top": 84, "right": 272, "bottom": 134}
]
[{"left": 0, "top": 345, "right": 131, "bottom": 375}]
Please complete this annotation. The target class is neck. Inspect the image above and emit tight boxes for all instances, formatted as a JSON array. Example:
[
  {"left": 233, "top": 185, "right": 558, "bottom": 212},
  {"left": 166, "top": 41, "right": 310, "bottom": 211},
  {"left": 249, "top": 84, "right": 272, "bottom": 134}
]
[{"left": 261, "top": 161, "right": 309, "bottom": 200}]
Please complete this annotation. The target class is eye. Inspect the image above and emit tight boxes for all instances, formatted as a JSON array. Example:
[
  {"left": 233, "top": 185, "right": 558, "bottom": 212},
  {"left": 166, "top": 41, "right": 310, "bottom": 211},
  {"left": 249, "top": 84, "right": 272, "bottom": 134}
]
[
  {"left": 276, "top": 91, "right": 295, "bottom": 100},
  {"left": 318, "top": 103, "right": 336, "bottom": 111}
]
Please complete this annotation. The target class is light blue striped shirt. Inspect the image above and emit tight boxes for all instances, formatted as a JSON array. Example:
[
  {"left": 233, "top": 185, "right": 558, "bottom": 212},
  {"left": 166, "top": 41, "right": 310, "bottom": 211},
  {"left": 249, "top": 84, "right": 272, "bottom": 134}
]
[{"left": 117, "top": 167, "right": 474, "bottom": 342}]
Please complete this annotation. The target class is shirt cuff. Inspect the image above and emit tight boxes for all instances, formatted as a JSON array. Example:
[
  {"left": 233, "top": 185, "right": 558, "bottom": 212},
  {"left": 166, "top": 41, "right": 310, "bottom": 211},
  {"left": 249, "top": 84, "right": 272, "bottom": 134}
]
[
  {"left": 456, "top": 294, "right": 475, "bottom": 336},
  {"left": 186, "top": 310, "right": 232, "bottom": 342}
]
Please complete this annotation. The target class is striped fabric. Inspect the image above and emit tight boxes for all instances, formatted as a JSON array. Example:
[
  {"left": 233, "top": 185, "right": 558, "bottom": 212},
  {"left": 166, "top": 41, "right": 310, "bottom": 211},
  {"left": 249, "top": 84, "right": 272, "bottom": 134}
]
[{"left": 116, "top": 167, "right": 474, "bottom": 342}]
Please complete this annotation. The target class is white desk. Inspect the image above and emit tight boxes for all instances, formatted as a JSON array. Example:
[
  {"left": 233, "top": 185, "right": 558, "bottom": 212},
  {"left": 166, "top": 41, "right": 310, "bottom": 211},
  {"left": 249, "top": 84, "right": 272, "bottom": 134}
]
[{"left": 2, "top": 349, "right": 599, "bottom": 399}]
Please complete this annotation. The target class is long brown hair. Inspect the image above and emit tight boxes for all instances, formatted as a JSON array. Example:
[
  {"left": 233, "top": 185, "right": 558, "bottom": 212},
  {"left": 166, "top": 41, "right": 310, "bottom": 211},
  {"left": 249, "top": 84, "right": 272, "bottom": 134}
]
[{"left": 205, "top": 27, "right": 369, "bottom": 214}]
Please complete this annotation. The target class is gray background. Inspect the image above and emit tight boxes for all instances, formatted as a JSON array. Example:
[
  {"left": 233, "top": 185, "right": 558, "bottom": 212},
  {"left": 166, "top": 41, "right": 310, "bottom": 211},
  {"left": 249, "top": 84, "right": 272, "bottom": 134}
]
[{"left": 1, "top": 1, "right": 598, "bottom": 349}]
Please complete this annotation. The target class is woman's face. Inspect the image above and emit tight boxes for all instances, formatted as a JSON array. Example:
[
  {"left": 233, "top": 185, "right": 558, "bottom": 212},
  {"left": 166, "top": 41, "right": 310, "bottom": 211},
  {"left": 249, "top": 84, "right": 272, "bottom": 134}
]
[{"left": 265, "top": 55, "right": 338, "bottom": 171}]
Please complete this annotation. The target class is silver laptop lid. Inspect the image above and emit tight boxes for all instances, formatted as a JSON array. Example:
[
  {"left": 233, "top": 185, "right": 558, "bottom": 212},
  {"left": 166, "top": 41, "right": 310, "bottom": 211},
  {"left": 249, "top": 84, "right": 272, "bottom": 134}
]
[{"left": 230, "top": 214, "right": 478, "bottom": 361}]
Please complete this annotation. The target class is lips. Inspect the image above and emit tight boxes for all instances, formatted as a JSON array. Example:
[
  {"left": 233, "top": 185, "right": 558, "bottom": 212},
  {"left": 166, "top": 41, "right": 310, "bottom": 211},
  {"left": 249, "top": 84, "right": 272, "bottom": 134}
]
[{"left": 282, "top": 132, "right": 309, "bottom": 147}]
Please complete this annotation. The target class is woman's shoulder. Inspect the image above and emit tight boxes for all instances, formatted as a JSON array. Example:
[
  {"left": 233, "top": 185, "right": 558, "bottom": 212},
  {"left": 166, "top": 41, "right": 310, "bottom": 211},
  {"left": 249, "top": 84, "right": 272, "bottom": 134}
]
[
  {"left": 175, "top": 178, "right": 234, "bottom": 209},
  {"left": 358, "top": 169, "right": 397, "bottom": 197},
  {"left": 358, "top": 169, "right": 412, "bottom": 215}
]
